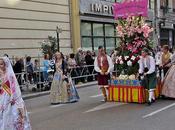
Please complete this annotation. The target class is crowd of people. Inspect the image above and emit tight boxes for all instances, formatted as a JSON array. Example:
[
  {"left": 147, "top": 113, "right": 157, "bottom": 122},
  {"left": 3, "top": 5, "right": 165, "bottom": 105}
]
[
  {"left": 6, "top": 49, "right": 97, "bottom": 92},
  {"left": 94, "top": 45, "right": 175, "bottom": 105},
  {"left": 1, "top": 44, "right": 175, "bottom": 129}
]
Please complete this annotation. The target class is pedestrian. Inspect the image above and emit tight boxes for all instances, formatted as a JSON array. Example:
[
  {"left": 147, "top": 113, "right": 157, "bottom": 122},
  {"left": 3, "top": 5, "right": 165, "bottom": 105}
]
[
  {"left": 94, "top": 46, "right": 114, "bottom": 102},
  {"left": 68, "top": 53, "right": 77, "bottom": 69},
  {"left": 33, "top": 59, "right": 40, "bottom": 84},
  {"left": 139, "top": 48, "right": 156, "bottom": 106},
  {"left": 13, "top": 57, "right": 23, "bottom": 92},
  {"left": 67, "top": 53, "right": 79, "bottom": 84},
  {"left": 0, "top": 57, "right": 31, "bottom": 130},
  {"left": 85, "top": 50, "right": 94, "bottom": 81},
  {"left": 43, "top": 54, "right": 50, "bottom": 82},
  {"left": 50, "top": 52, "right": 79, "bottom": 104},
  {"left": 26, "top": 56, "right": 34, "bottom": 83},
  {"left": 161, "top": 50, "right": 175, "bottom": 98},
  {"left": 75, "top": 48, "right": 86, "bottom": 83},
  {"left": 155, "top": 47, "right": 162, "bottom": 78}
]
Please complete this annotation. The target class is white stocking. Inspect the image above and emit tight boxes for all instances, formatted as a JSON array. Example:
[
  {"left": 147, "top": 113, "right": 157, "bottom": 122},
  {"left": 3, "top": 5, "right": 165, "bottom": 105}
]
[{"left": 149, "top": 89, "right": 155, "bottom": 102}]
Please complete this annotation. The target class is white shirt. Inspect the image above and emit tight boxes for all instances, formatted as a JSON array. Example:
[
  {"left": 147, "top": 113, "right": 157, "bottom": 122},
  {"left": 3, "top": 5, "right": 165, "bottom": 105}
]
[
  {"left": 139, "top": 56, "right": 155, "bottom": 74},
  {"left": 94, "top": 55, "right": 114, "bottom": 73}
]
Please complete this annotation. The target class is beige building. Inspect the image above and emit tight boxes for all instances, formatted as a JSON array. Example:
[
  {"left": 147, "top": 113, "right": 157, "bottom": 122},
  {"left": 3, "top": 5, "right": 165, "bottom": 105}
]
[
  {"left": 0, "top": 0, "right": 72, "bottom": 58},
  {"left": 157, "top": 0, "right": 175, "bottom": 47}
]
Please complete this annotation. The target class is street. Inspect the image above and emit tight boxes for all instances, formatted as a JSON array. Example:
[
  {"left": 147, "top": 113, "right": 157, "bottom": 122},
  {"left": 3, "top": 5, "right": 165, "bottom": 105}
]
[{"left": 25, "top": 85, "right": 175, "bottom": 130}]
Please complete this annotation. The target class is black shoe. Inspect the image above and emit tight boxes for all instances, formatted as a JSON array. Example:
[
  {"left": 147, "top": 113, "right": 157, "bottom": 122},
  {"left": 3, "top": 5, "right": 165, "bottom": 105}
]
[
  {"left": 147, "top": 101, "right": 152, "bottom": 106},
  {"left": 152, "top": 99, "right": 156, "bottom": 103},
  {"left": 104, "top": 97, "right": 107, "bottom": 102},
  {"left": 160, "top": 95, "right": 166, "bottom": 99}
]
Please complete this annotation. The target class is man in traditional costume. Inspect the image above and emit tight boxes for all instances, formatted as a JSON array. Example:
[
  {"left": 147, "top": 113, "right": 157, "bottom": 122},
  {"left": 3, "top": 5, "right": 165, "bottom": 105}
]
[
  {"left": 94, "top": 46, "right": 114, "bottom": 102},
  {"left": 139, "top": 48, "right": 156, "bottom": 105}
]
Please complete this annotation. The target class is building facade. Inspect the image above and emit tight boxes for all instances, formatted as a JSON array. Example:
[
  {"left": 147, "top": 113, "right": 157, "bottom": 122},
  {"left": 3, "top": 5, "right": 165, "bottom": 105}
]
[
  {"left": 71, "top": 0, "right": 155, "bottom": 54},
  {"left": 157, "top": 0, "right": 175, "bottom": 48},
  {"left": 0, "top": 0, "right": 72, "bottom": 57}
]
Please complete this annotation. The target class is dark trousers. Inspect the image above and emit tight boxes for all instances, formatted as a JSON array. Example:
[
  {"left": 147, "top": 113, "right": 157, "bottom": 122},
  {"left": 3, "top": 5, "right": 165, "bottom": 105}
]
[{"left": 163, "top": 67, "right": 170, "bottom": 77}]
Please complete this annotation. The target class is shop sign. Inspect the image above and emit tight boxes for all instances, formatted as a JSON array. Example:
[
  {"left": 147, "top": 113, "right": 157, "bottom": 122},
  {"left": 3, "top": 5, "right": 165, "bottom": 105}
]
[
  {"left": 90, "top": 3, "right": 113, "bottom": 15},
  {"left": 80, "top": 0, "right": 114, "bottom": 17}
]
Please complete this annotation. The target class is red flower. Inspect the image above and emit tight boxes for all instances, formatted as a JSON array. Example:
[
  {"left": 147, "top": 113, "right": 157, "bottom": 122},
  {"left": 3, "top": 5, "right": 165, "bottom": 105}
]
[{"left": 0, "top": 89, "right": 4, "bottom": 95}]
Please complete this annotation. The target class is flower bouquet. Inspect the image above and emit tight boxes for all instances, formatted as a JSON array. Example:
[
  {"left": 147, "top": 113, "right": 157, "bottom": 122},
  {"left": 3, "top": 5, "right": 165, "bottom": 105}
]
[{"left": 115, "top": 16, "right": 153, "bottom": 77}]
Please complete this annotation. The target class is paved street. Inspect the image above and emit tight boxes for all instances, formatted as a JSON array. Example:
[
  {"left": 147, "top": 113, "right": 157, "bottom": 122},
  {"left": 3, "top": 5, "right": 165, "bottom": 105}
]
[{"left": 25, "top": 85, "right": 175, "bottom": 130}]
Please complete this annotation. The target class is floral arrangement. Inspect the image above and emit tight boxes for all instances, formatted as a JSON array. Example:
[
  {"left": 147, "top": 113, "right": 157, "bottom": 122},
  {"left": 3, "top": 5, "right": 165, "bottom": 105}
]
[{"left": 115, "top": 16, "right": 153, "bottom": 76}]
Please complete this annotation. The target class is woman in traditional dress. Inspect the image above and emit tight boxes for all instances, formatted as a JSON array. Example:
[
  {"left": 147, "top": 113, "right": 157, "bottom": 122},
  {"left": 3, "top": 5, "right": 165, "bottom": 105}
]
[
  {"left": 0, "top": 57, "right": 31, "bottom": 130},
  {"left": 50, "top": 52, "right": 79, "bottom": 104},
  {"left": 160, "top": 45, "right": 172, "bottom": 77},
  {"left": 162, "top": 52, "right": 175, "bottom": 98}
]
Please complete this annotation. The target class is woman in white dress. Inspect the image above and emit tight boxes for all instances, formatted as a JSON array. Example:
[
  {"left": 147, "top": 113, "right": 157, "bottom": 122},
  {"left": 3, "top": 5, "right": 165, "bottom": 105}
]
[{"left": 0, "top": 57, "right": 31, "bottom": 130}]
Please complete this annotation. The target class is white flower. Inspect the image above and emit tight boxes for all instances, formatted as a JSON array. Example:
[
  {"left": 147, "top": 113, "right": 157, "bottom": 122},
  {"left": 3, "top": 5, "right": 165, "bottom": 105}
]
[
  {"left": 131, "top": 56, "right": 136, "bottom": 60},
  {"left": 120, "top": 60, "right": 124, "bottom": 64},
  {"left": 116, "top": 56, "right": 119, "bottom": 61},
  {"left": 124, "top": 56, "right": 129, "bottom": 60},
  {"left": 127, "top": 60, "right": 132, "bottom": 66},
  {"left": 118, "top": 56, "right": 122, "bottom": 60}
]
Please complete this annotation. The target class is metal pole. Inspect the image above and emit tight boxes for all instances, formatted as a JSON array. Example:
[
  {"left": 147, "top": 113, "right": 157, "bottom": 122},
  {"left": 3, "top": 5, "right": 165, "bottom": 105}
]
[{"left": 56, "top": 26, "right": 60, "bottom": 52}]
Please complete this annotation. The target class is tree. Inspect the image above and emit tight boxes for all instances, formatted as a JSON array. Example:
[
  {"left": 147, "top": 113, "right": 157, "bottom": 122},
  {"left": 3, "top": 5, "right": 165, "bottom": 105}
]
[{"left": 40, "top": 36, "right": 58, "bottom": 59}]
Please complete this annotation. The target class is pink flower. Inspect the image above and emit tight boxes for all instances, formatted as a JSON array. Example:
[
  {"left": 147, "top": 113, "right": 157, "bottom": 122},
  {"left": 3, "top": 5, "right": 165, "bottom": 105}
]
[
  {"left": 143, "top": 33, "right": 149, "bottom": 38},
  {"left": 117, "top": 25, "right": 123, "bottom": 32},
  {"left": 135, "top": 27, "right": 142, "bottom": 33},
  {"left": 127, "top": 44, "right": 133, "bottom": 50},
  {"left": 120, "top": 60, "right": 124, "bottom": 64},
  {"left": 141, "top": 24, "right": 153, "bottom": 38}
]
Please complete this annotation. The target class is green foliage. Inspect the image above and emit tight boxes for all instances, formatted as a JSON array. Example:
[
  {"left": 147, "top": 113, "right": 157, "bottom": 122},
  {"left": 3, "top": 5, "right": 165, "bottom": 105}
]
[{"left": 40, "top": 36, "right": 58, "bottom": 59}]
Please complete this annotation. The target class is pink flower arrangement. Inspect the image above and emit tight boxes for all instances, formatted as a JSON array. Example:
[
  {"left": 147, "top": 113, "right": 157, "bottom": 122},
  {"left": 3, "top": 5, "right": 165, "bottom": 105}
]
[{"left": 115, "top": 16, "right": 153, "bottom": 75}]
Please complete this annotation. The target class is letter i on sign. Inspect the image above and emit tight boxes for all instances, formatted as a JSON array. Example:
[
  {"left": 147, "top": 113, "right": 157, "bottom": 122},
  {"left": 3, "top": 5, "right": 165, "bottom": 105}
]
[{"left": 90, "top": 4, "right": 94, "bottom": 12}]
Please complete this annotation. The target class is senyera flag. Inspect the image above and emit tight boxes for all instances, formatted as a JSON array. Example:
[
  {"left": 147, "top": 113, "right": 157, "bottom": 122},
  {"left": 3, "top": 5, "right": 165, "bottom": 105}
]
[{"left": 113, "top": 0, "right": 148, "bottom": 19}]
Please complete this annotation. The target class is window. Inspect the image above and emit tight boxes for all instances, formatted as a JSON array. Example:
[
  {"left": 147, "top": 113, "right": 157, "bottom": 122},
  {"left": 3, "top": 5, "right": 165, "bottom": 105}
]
[
  {"left": 149, "top": 0, "right": 154, "bottom": 9},
  {"left": 81, "top": 22, "right": 91, "bottom": 36},
  {"left": 81, "top": 22, "right": 119, "bottom": 54},
  {"left": 173, "top": 0, "right": 175, "bottom": 12},
  {"left": 93, "top": 24, "right": 104, "bottom": 36}
]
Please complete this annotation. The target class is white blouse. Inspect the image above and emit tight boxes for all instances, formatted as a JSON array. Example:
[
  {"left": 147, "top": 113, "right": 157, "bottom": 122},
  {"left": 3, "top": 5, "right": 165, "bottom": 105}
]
[{"left": 139, "top": 56, "right": 156, "bottom": 74}]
